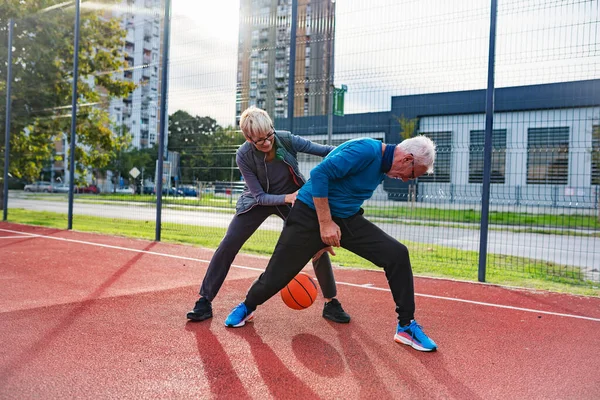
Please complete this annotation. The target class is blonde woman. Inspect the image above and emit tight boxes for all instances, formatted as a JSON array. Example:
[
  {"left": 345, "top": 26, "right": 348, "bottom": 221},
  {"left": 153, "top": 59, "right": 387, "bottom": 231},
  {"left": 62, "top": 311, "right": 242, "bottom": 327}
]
[{"left": 187, "top": 107, "right": 350, "bottom": 324}]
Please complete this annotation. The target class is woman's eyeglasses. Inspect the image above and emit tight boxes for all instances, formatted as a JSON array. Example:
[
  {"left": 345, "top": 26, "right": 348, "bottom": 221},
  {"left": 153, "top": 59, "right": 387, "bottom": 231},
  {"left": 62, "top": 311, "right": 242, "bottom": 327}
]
[{"left": 247, "top": 130, "right": 274, "bottom": 146}]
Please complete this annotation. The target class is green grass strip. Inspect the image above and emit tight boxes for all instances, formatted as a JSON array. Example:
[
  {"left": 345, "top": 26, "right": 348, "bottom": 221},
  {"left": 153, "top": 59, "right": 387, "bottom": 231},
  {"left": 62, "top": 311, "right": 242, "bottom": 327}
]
[{"left": 6, "top": 208, "right": 599, "bottom": 297}]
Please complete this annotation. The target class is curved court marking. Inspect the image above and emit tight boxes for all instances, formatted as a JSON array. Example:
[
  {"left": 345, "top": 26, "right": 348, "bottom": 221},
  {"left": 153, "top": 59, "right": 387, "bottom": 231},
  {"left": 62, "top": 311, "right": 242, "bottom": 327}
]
[{"left": 1, "top": 227, "right": 599, "bottom": 323}]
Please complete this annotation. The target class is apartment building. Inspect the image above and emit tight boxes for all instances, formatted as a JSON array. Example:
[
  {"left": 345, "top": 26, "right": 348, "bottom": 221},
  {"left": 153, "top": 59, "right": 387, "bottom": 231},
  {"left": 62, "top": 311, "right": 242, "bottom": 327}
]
[
  {"left": 109, "top": 0, "right": 162, "bottom": 149},
  {"left": 236, "top": 0, "right": 335, "bottom": 123}
]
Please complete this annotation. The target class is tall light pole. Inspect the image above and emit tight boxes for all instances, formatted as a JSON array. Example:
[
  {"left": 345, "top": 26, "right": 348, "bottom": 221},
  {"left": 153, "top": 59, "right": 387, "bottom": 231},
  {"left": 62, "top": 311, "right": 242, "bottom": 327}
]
[{"left": 327, "top": 0, "right": 336, "bottom": 146}]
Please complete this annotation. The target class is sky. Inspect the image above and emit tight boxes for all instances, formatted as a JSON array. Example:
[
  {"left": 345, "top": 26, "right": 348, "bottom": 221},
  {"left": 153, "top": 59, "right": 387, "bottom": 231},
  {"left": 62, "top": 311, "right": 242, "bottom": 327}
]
[
  {"left": 168, "top": 0, "right": 599, "bottom": 127},
  {"left": 169, "top": 0, "right": 240, "bottom": 126}
]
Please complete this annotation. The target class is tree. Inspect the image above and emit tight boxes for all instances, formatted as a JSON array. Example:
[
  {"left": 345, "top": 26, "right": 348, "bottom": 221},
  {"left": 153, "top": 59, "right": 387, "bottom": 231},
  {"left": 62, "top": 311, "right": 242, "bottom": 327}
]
[
  {"left": 100, "top": 124, "right": 157, "bottom": 190},
  {"left": 167, "top": 111, "right": 244, "bottom": 183},
  {"left": 398, "top": 115, "right": 418, "bottom": 140},
  {"left": 0, "top": 1, "right": 136, "bottom": 183}
]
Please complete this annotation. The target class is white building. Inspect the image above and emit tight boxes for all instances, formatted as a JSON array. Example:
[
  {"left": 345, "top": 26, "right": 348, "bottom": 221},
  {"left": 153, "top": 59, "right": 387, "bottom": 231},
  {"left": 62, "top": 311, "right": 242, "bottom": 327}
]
[
  {"left": 109, "top": 0, "right": 162, "bottom": 149},
  {"left": 417, "top": 107, "right": 600, "bottom": 208},
  {"left": 282, "top": 80, "right": 600, "bottom": 209}
]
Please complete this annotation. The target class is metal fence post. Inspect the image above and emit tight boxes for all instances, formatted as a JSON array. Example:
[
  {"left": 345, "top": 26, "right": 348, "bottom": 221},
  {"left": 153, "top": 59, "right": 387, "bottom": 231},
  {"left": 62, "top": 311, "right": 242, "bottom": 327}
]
[
  {"left": 67, "top": 0, "right": 81, "bottom": 230},
  {"left": 478, "top": 0, "right": 498, "bottom": 283},
  {"left": 287, "top": 0, "right": 298, "bottom": 132},
  {"left": 155, "top": 0, "right": 172, "bottom": 242},
  {"left": 2, "top": 19, "right": 14, "bottom": 221},
  {"left": 326, "top": 0, "right": 336, "bottom": 146}
]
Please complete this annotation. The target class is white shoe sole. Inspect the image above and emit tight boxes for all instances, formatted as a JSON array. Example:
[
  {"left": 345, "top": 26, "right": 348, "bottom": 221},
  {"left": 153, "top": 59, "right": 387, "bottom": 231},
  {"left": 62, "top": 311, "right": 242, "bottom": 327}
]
[
  {"left": 226, "top": 312, "right": 255, "bottom": 328},
  {"left": 394, "top": 333, "right": 437, "bottom": 352}
]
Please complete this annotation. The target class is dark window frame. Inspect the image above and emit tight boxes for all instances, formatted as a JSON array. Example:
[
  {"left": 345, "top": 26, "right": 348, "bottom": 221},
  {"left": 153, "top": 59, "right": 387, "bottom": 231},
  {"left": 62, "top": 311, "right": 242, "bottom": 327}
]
[
  {"left": 469, "top": 129, "right": 507, "bottom": 184},
  {"left": 527, "top": 127, "right": 570, "bottom": 185},
  {"left": 418, "top": 132, "right": 451, "bottom": 183}
]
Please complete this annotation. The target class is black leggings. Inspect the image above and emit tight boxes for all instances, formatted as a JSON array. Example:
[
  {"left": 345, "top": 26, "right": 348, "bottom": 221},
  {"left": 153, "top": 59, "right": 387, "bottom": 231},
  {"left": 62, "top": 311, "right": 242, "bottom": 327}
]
[
  {"left": 245, "top": 201, "right": 416, "bottom": 322},
  {"left": 199, "top": 204, "right": 337, "bottom": 301}
]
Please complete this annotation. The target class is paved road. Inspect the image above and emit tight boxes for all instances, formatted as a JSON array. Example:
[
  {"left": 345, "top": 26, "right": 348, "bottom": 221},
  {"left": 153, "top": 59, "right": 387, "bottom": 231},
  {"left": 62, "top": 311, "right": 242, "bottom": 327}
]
[{"left": 7, "top": 196, "right": 599, "bottom": 281}]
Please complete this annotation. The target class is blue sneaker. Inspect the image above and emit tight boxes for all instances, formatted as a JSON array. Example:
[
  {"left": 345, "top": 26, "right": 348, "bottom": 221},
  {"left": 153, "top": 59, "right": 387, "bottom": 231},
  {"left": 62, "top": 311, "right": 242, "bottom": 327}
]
[
  {"left": 394, "top": 320, "right": 437, "bottom": 352},
  {"left": 224, "top": 302, "right": 255, "bottom": 328}
]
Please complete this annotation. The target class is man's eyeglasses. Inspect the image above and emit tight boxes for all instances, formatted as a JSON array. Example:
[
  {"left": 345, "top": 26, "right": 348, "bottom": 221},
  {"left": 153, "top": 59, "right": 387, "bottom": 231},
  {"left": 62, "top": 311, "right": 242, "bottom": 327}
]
[
  {"left": 247, "top": 130, "right": 274, "bottom": 146},
  {"left": 410, "top": 153, "right": 415, "bottom": 180}
]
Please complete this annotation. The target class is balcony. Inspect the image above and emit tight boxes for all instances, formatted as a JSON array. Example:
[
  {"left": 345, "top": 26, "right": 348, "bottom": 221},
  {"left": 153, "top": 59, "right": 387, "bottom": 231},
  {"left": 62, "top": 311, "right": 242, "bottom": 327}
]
[
  {"left": 143, "top": 23, "right": 153, "bottom": 40},
  {"left": 125, "top": 28, "right": 135, "bottom": 44},
  {"left": 141, "top": 92, "right": 156, "bottom": 105}
]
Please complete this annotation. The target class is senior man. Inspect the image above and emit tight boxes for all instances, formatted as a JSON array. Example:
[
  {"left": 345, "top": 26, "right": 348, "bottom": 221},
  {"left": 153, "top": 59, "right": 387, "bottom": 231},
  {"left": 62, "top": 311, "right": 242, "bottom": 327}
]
[{"left": 224, "top": 135, "right": 438, "bottom": 352}]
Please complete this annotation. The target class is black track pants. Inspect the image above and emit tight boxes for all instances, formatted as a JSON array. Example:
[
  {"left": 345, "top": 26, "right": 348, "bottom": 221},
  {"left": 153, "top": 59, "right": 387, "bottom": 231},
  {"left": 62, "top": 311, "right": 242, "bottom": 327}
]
[
  {"left": 199, "top": 204, "right": 337, "bottom": 301},
  {"left": 244, "top": 201, "right": 415, "bottom": 322}
]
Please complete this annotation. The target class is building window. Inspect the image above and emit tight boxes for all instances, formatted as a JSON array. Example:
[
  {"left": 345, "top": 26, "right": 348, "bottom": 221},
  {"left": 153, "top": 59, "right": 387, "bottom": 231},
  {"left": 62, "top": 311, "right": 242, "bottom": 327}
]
[
  {"left": 418, "top": 132, "right": 451, "bottom": 183},
  {"left": 527, "top": 127, "right": 569, "bottom": 184},
  {"left": 593, "top": 125, "right": 600, "bottom": 185},
  {"left": 469, "top": 130, "right": 507, "bottom": 184}
]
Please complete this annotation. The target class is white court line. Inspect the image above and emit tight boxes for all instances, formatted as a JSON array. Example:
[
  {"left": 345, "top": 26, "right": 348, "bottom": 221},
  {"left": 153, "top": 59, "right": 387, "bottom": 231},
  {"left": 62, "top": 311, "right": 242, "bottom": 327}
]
[
  {"left": 0, "top": 236, "right": 29, "bottom": 239},
  {"left": 1, "top": 227, "right": 599, "bottom": 323}
]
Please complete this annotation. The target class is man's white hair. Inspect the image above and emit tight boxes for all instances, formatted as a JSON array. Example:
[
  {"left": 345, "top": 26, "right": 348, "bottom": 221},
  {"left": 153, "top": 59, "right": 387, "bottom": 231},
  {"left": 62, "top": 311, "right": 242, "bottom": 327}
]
[
  {"left": 398, "top": 135, "right": 436, "bottom": 173},
  {"left": 239, "top": 106, "right": 273, "bottom": 138}
]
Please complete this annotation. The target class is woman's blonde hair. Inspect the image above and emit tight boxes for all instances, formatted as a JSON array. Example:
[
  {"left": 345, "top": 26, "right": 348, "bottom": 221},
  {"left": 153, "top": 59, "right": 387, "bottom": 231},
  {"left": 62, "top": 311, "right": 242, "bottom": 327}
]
[{"left": 239, "top": 106, "right": 273, "bottom": 139}]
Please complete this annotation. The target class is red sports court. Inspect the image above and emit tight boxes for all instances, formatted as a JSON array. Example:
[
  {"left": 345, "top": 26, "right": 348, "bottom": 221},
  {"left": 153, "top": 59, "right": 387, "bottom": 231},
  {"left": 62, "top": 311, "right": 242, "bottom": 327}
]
[{"left": 1, "top": 222, "right": 599, "bottom": 399}]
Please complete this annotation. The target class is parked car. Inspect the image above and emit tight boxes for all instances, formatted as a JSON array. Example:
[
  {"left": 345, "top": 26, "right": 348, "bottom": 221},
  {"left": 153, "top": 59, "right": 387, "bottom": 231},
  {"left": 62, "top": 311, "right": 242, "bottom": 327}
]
[
  {"left": 23, "top": 181, "right": 54, "bottom": 193},
  {"left": 136, "top": 185, "right": 155, "bottom": 195},
  {"left": 78, "top": 184, "right": 100, "bottom": 194},
  {"left": 214, "top": 181, "right": 245, "bottom": 195},
  {"left": 180, "top": 185, "right": 198, "bottom": 197},
  {"left": 152, "top": 186, "right": 183, "bottom": 196},
  {"left": 115, "top": 186, "right": 135, "bottom": 195},
  {"left": 166, "top": 187, "right": 183, "bottom": 196},
  {"left": 53, "top": 183, "right": 70, "bottom": 193}
]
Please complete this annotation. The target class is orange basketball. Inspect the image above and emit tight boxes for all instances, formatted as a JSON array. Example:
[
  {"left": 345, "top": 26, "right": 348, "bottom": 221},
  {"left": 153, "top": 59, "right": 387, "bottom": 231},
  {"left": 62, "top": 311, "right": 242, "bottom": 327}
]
[{"left": 280, "top": 272, "right": 318, "bottom": 310}]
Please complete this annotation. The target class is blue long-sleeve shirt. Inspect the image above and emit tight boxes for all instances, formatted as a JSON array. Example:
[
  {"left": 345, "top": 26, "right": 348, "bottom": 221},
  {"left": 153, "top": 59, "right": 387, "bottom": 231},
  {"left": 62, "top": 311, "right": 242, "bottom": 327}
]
[{"left": 297, "top": 138, "right": 386, "bottom": 218}]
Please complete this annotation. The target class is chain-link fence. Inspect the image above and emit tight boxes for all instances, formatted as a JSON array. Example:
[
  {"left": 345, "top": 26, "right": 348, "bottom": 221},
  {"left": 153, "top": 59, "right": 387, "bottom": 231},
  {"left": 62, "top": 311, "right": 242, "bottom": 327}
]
[{"left": 1, "top": 0, "right": 599, "bottom": 291}]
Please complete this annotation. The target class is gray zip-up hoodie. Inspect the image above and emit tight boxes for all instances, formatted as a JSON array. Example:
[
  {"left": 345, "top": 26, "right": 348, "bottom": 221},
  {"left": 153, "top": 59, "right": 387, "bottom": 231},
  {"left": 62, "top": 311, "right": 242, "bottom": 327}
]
[{"left": 235, "top": 130, "right": 334, "bottom": 215}]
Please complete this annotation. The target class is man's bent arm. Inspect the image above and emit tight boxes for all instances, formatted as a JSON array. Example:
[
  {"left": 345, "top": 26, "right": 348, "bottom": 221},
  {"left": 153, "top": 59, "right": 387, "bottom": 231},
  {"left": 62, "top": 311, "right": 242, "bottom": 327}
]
[{"left": 313, "top": 197, "right": 341, "bottom": 247}]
